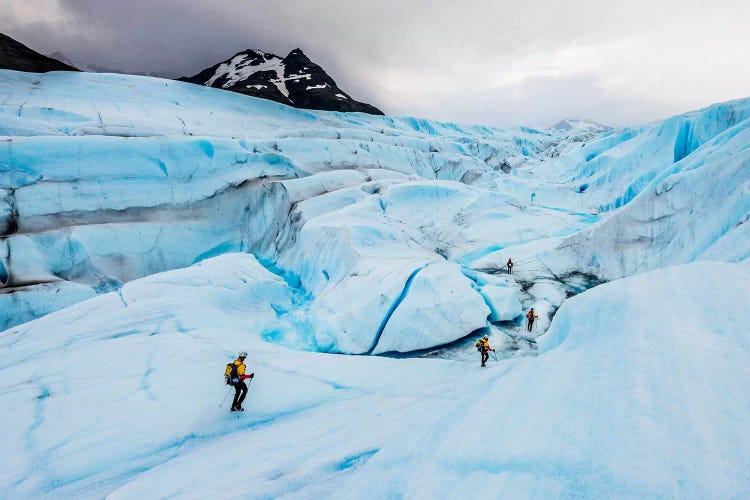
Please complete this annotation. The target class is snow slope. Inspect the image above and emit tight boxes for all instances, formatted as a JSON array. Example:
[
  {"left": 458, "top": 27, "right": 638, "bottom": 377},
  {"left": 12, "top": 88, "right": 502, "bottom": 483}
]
[{"left": 2, "top": 256, "right": 748, "bottom": 498}]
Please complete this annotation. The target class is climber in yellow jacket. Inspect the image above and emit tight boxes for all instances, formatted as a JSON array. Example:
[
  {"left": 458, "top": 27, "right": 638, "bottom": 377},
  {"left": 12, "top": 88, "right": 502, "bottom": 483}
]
[
  {"left": 526, "top": 308, "right": 538, "bottom": 332},
  {"left": 225, "top": 351, "right": 254, "bottom": 412},
  {"left": 475, "top": 335, "right": 495, "bottom": 367}
]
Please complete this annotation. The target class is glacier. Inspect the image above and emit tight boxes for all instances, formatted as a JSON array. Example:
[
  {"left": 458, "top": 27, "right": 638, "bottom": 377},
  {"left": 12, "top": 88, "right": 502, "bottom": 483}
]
[
  {"left": 0, "top": 69, "right": 589, "bottom": 347},
  {"left": 1, "top": 68, "right": 750, "bottom": 498}
]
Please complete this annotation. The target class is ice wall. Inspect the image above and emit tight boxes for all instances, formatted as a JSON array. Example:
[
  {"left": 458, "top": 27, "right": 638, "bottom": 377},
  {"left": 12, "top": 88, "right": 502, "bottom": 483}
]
[
  {"left": 549, "top": 108, "right": 750, "bottom": 280},
  {"left": 0, "top": 70, "right": 556, "bottom": 330}
]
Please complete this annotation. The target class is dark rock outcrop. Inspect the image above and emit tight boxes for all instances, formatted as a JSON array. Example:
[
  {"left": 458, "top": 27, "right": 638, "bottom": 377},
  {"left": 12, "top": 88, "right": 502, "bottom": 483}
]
[
  {"left": 0, "top": 33, "right": 78, "bottom": 73},
  {"left": 181, "top": 48, "right": 382, "bottom": 115}
]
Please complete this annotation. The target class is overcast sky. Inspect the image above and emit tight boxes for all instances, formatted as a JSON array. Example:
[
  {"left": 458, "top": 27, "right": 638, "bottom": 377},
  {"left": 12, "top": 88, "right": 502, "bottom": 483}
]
[{"left": 3, "top": 0, "right": 750, "bottom": 128}]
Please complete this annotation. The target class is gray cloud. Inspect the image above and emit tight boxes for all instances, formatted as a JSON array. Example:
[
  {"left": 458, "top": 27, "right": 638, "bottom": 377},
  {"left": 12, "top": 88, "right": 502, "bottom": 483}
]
[{"left": 2, "top": 0, "right": 750, "bottom": 127}]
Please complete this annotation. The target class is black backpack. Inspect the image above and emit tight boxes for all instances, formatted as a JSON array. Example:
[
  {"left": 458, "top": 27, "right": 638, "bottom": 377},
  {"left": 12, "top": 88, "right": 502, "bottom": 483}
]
[{"left": 225, "top": 362, "right": 238, "bottom": 385}]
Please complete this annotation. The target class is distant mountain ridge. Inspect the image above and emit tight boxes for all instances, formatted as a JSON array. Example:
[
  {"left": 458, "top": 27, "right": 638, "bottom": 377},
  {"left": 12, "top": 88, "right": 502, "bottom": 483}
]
[
  {"left": 0, "top": 32, "right": 78, "bottom": 73},
  {"left": 180, "top": 48, "right": 383, "bottom": 115},
  {"left": 50, "top": 51, "right": 180, "bottom": 79},
  {"left": 550, "top": 118, "right": 612, "bottom": 132}
]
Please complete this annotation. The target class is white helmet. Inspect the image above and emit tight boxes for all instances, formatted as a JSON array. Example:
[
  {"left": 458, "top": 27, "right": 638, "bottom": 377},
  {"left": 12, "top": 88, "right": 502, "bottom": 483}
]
[{"left": 238, "top": 351, "right": 248, "bottom": 358}]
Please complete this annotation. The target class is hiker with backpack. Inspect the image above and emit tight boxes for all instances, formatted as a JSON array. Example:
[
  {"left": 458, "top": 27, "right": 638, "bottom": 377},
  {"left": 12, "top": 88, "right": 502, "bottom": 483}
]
[
  {"left": 225, "top": 351, "right": 254, "bottom": 412},
  {"left": 526, "top": 308, "right": 538, "bottom": 332},
  {"left": 506, "top": 258, "right": 513, "bottom": 275},
  {"left": 475, "top": 335, "right": 495, "bottom": 367}
]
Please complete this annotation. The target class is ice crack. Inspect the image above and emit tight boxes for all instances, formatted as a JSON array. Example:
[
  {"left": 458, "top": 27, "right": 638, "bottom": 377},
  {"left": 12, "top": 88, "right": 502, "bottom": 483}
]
[{"left": 367, "top": 263, "right": 430, "bottom": 354}]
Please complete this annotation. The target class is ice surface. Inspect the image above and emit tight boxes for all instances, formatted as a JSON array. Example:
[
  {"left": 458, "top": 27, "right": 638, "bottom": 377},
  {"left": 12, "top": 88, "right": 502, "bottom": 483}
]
[
  {"left": 2, "top": 255, "right": 748, "bottom": 498},
  {"left": 0, "top": 281, "right": 97, "bottom": 331}
]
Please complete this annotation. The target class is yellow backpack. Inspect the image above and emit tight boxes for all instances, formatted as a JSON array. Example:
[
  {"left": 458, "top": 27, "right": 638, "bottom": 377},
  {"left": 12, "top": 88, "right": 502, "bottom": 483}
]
[{"left": 224, "top": 362, "right": 238, "bottom": 385}]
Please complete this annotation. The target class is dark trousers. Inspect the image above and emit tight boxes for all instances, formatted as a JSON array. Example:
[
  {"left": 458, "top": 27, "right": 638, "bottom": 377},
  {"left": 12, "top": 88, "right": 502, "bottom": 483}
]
[
  {"left": 507, "top": 265, "right": 512, "bottom": 274},
  {"left": 527, "top": 319, "right": 534, "bottom": 332},
  {"left": 481, "top": 349, "right": 489, "bottom": 366},
  {"left": 232, "top": 381, "right": 248, "bottom": 408}
]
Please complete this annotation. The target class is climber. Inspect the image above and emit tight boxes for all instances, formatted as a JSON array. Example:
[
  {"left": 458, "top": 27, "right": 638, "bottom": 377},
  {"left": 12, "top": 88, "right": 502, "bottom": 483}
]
[
  {"left": 507, "top": 258, "right": 513, "bottom": 275},
  {"left": 526, "top": 308, "right": 538, "bottom": 332},
  {"left": 225, "top": 351, "right": 254, "bottom": 412},
  {"left": 475, "top": 335, "right": 495, "bottom": 367}
]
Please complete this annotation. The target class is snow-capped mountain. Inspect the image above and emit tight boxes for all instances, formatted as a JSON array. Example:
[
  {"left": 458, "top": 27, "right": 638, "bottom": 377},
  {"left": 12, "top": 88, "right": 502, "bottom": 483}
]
[
  {"left": 180, "top": 48, "right": 383, "bottom": 115},
  {"left": 0, "top": 33, "right": 77, "bottom": 73},
  {"left": 550, "top": 118, "right": 612, "bottom": 132},
  {"left": 2, "top": 68, "right": 750, "bottom": 498}
]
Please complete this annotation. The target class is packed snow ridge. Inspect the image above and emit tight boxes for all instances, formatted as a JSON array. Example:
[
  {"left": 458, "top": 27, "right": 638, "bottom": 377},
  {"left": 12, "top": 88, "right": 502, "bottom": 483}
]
[{"left": 1, "top": 69, "right": 750, "bottom": 498}]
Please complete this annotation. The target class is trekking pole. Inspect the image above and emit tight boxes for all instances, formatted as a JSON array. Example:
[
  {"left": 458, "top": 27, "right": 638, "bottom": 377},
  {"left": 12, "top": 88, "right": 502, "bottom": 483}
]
[
  {"left": 242, "top": 377, "right": 254, "bottom": 410},
  {"left": 219, "top": 386, "right": 233, "bottom": 408},
  {"left": 492, "top": 350, "right": 498, "bottom": 365}
]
